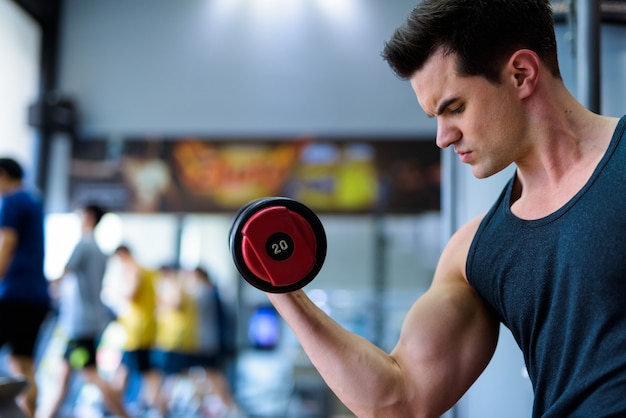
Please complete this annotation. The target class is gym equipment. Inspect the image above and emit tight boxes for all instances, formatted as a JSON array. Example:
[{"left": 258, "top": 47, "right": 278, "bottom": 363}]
[{"left": 229, "top": 197, "right": 326, "bottom": 293}]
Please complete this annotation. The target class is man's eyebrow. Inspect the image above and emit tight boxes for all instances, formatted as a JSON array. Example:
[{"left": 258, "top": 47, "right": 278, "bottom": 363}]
[{"left": 434, "top": 97, "right": 459, "bottom": 116}]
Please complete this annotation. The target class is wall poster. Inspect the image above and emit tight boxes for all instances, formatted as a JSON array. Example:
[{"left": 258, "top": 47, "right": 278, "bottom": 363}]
[{"left": 69, "top": 137, "right": 440, "bottom": 215}]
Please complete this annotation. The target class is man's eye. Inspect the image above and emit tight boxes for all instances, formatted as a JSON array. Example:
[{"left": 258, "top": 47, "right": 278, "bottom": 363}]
[{"left": 450, "top": 105, "right": 465, "bottom": 114}]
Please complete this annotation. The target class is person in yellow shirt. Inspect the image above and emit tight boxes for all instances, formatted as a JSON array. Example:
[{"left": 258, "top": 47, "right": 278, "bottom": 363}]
[
  {"left": 151, "top": 264, "right": 197, "bottom": 415},
  {"left": 110, "top": 244, "right": 159, "bottom": 413}
]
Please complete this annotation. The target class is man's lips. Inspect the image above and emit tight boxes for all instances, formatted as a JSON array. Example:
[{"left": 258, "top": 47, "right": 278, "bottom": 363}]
[{"left": 456, "top": 149, "right": 472, "bottom": 163}]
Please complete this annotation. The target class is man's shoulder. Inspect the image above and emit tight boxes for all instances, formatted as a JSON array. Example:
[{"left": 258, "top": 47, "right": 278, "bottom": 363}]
[
  {"left": 434, "top": 214, "right": 487, "bottom": 286},
  {"left": 2, "top": 188, "right": 42, "bottom": 213},
  {"left": 452, "top": 215, "right": 486, "bottom": 248},
  {"left": 0, "top": 189, "right": 40, "bottom": 226}
]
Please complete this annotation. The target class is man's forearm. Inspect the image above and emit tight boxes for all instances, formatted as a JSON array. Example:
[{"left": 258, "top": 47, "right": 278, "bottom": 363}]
[{"left": 267, "top": 290, "right": 408, "bottom": 417}]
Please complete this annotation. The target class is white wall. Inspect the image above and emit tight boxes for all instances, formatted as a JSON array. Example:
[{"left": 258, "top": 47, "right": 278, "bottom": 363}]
[
  {"left": 58, "top": 0, "right": 430, "bottom": 138},
  {"left": 0, "top": 0, "right": 41, "bottom": 179}
]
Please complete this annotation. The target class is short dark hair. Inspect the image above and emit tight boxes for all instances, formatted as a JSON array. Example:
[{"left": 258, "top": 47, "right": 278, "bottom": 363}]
[
  {"left": 114, "top": 244, "right": 131, "bottom": 256},
  {"left": 159, "top": 263, "right": 179, "bottom": 272},
  {"left": 194, "top": 266, "right": 212, "bottom": 283},
  {"left": 381, "top": 0, "right": 561, "bottom": 83},
  {"left": 84, "top": 204, "right": 106, "bottom": 226},
  {"left": 0, "top": 158, "right": 24, "bottom": 180}
]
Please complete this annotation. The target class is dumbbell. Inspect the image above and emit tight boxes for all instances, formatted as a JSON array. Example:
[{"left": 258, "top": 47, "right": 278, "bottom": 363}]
[{"left": 229, "top": 197, "right": 327, "bottom": 293}]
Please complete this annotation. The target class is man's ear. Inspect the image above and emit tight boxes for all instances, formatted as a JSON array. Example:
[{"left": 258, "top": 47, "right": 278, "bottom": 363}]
[{"left": 505, "top": 49, "right": 541, "bottom": 99}]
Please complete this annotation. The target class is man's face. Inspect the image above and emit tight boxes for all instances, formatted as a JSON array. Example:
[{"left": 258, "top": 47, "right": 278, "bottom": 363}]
[
  {"left": 410, "top": 50, "right": 526, "bottom": 179},
  {"left": 78, "top": 209, "right": 93, "bottom": 229}
]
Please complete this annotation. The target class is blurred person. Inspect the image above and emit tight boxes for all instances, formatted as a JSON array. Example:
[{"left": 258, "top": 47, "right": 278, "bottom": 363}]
[
  {"left": 184, "top": 267, "right": 239, "bottom": 417},
  {"left": 0, "top": 157, "right": 51, "bottom": 418},
  {"left": 150, "top": 264, "right": 197, "bottom": 415},
  {"left": 110, "top": 244, "right": 159, "bottom": 414},
  {"left": 42, "top": 204, "right": 129, "bottom": 418}
]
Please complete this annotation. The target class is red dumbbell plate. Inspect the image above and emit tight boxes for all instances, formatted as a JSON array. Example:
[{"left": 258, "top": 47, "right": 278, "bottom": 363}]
[{"left": 229, "top": 198, "right": 326, "bottom": 293}]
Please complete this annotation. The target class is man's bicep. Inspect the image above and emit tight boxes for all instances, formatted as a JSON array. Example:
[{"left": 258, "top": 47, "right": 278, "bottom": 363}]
[
  {"left": 391, "top": 281, "right": 499, "bottom": 415},
  {"left": 389, "top": 216, "right": 499, "bottom": 415}
]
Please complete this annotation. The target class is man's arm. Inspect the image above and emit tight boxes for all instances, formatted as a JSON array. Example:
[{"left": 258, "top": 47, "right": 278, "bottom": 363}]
[
  {"left": 124, "top": 265, "right": 142, "bottom": 301},
  {"left": 267, "top": 216, "right": 499, "bottom": 418},
  {"left": 0, "top": 226, "right": 18, "bottom": 279},
  {"left": 48, "top": 241, "right": 83, "bottom": 295}
]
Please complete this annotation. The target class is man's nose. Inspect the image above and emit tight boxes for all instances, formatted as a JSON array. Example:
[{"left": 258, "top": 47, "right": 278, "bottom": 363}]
[{"left": 435, "top": 119, "right": 460, "bottom": 149}]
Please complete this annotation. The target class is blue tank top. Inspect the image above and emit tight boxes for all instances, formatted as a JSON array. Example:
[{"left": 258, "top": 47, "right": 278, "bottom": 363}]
[{"left": 467, "top": 116, "right": 626, "bottom": 417}]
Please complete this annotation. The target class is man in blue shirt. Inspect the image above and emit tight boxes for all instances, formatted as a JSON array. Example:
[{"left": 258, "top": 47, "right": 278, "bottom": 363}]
[{"left": 0, "top": 157, "right": 50, "bottom": 418}]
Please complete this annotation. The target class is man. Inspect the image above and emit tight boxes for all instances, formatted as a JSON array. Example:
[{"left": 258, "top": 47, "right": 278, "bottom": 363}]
[
  {"left": 184, "top": 267, "right": 239, "bottom": 416},
  {"left": 44, "top": 204, "right": 129, "bottom": 418},
  {"left": 110, "top": 244, "right": 160, "bottom": 414},
  {"left": 264, "top": 1, "right": 626, "bottom": 417},
  {"left": 0, "top": 157, "right": 50, "bottom": 417}
]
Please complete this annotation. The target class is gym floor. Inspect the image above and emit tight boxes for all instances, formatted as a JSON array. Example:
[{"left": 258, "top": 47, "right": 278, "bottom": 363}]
[
  {"left": 29, "top": 317, "right": 355, "bottom": 418},
  {"left": 35, "top": 350, "right": 353, "bottom": 417}
]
